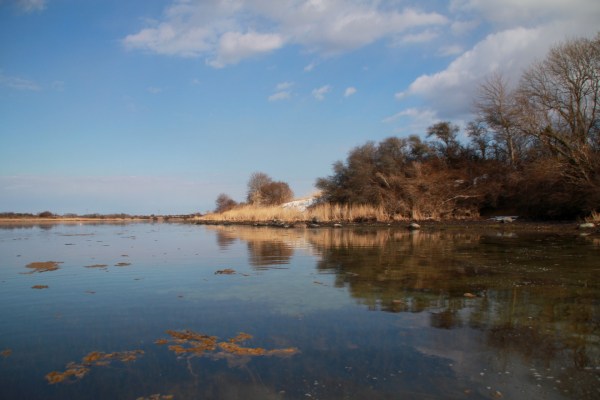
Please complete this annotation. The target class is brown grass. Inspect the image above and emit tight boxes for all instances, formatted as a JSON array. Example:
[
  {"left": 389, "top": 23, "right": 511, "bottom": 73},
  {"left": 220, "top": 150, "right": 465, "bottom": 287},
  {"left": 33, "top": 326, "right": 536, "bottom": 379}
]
[
  {"left": 198, "top": 203, "right": 393, "bottom": 223},
  {"left": 585, "top": 210, "right": 600, "bottom": 223}
]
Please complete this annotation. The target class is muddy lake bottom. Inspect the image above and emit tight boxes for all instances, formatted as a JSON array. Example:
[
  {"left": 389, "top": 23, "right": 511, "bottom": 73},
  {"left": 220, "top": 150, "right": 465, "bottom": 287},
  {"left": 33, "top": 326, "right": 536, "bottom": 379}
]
[{"left": 0, "top": 222, "right": 598, "bottom": 399}]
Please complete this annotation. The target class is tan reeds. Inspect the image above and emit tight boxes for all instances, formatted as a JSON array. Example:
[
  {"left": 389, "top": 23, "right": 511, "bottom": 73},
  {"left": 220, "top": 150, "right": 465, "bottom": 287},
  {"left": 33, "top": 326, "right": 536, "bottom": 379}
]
[
  {"left": 200, "top": 204, "right": 305, "bottom": 222},
  {"left": 585, "top": 210, "right": 600, "bottom": 223},
  {"left": 199, "top": 203, "right": 394, "bottom": 223}
]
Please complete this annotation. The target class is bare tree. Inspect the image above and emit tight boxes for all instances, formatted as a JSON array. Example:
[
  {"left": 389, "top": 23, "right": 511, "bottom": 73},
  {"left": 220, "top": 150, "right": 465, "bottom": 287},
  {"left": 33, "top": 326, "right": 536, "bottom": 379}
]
[
  {"left": 474, "top": 72, "right": 527, "bottom": 166},
  {"left": 466, "top": 119, "right": 492, "bottom": 160},
  {"left": 517, "top": 33, "right": 600, "bottom": 183},
  {"left": 215, "top": 193, "right": 237, "bottom": 213},
  {"left": 246, "top": 172, "right": 273, "bottom": 204}
]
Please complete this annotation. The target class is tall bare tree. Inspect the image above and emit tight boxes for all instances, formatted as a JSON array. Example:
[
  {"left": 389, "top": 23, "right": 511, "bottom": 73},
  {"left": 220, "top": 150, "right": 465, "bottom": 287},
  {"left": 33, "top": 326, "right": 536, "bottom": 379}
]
[
  {"left": 517, "top": 33, "right": 600, "bottom": 183},
  {"left": 246, "top": 172, "right": 273, "bottom": 204},
  {"left": 474, "top": 72, "right": 527, "bottom": 166}
]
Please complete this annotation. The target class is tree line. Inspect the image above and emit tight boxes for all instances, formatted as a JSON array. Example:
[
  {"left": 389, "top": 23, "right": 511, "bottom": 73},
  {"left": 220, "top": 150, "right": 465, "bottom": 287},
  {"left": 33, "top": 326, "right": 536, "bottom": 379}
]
[
  {"left": 316, "top": 33, "right": 599, "bottom": 220},
  {"left": 215, "top": 33, "right": 598, "bottom": 220}
]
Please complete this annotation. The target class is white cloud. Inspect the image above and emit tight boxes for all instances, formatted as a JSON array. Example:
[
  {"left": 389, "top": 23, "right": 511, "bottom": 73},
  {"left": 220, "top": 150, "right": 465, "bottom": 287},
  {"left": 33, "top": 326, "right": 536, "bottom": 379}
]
[
  {"left": 450, "top": 0, "right": 600, "bottom": 26},
  {"left": 123, "top": 0, "right": 448, "bottom": 67},
  {"left": 383, "top": 108, "right": 436, "bottom": 124},
  {"left": 382, "top": 107, "right": 439, "bottom": 135},
  {"left": 303, "top": 61, "right": 317, "bottom": 72},
  {"left": 399, "top": 26, "right": 565, "bottom": 118},
  {"left": 437, "top": 44, "right": 463, "bottom": 56},
  {"left": 312, "top": 85, "right": 331, "bottom": 101},
  {"left": 268, "top": 81, "right": 294, "bottom": 101},
  {"left": 208, "top": 31, "right": 285, "bottom": 68},
  {"left": 0, "top": 70, "right": 41, "bottom": 91},
  {"left": 450, "top": 20, "right": 479, "bottom": 36},
  {"left": 395, "top": 30, "right": 439, "bottom": 45},
  {"left": 275, "top": 81, "right": 294, "bottom": 91},
  {"left": 344, "top": 87, "right": 357, "bottom": 97},
  {"left": 15, "top": 0, "right": 46, "bottom": 13},
  {"left": 268, "top": 91, "right": 291, "bottom": 102}
]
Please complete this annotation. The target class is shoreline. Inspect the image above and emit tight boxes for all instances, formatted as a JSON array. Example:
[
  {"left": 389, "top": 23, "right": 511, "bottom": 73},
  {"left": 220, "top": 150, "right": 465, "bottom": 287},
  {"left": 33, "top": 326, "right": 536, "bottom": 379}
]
[
  {"left": 195, "top": 218, "right": 595, "bottom": 234},
  {"left": 0, "top": 217, "right": 596, "bottom": 235}
]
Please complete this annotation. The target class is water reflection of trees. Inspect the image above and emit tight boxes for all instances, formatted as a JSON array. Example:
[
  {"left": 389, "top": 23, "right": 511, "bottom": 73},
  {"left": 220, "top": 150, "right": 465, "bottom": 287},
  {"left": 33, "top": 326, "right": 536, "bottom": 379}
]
[
  {"left": 307, "top": 228, "right": 600, "bottom": 397},
  {"left": 210, "top": 226, "right": 301, "bottom": 269},
  {"left": 208, "top": 225, "right": 599, "bottom": 392}
]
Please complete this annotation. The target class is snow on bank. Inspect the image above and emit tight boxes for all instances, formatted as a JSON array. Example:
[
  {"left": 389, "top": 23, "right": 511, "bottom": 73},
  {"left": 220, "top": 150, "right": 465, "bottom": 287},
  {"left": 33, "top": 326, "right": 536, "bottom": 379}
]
[{"left": 281, "top": 197, "right": 319, "bottom": 212}]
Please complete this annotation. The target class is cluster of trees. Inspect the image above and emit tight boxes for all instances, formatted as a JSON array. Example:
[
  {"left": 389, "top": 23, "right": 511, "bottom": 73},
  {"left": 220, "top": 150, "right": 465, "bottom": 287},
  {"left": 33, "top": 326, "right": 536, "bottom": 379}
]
[
  {"left": 317, "top": 33, "right": 599, "bottom": 219},
  {"left": 215, "top": 172, "right": 294, "bottom": 213}
]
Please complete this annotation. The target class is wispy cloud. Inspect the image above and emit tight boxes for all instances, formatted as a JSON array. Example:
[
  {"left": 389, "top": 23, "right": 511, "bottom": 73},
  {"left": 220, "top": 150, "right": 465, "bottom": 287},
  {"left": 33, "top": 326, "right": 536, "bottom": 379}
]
[
  {"left": 394, "top": 30, "right": 439, "bottom": 45},
  {"left": 268, "top": 81, "right": 293, "bottom": 101},
  {"left": 275, "top": 81, "right": 294, "bottom": 91},
  {"left": 312, "top": 85, "right": 331, "bottom": 101},
  {"left": 0, "top": 70, "right": 41, "bottom": 91},
  {"left": 146, "top": 86, "right": 163, "bottom": 94},
  {"left": 344, "top": 87, "right": 357, "bottom": 97},
  {"left": 303, "top": 61, "right": 317, "bottom": 72},
  {"left": 123, "top": 1, "right": 448, "bottom": 67},
  {"left": 208, "top": 31, "right": 285, "bottom": 68},
  {"left": 437, "top": 44, "right": 464, "bottom": 57},
  {"left": 268, "top": 91, "right": 291, "bottom": 102},
  {"left": 16, "top": 0, "right": 46, "bottom": 13}
]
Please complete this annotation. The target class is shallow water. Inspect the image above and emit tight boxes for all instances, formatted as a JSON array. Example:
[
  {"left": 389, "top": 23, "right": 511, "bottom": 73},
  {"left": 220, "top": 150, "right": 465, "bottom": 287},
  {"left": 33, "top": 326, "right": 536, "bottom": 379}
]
[{"left": 0, "top": 223, "right": 598, "bottom": 399}]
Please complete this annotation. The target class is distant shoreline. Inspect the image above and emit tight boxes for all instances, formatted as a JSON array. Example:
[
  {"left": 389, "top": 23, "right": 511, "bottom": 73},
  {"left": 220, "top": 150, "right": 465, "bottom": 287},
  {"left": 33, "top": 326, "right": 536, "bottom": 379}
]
[{"left": 0, "top": 216, "right": 193, "bottom": 224}]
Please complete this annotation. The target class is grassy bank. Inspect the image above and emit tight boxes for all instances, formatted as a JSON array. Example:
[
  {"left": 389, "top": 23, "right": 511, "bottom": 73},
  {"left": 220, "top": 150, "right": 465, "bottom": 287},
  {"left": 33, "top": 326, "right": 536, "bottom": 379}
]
[{"left": 200, "top": 203, "right": 415, "bottom": 223}]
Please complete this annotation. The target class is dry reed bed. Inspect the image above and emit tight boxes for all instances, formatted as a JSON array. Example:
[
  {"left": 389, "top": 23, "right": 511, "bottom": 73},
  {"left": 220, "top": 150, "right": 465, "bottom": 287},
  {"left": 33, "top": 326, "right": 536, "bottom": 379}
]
[{"left": 199, "top": 203, "right": 399, "bottom": 223}]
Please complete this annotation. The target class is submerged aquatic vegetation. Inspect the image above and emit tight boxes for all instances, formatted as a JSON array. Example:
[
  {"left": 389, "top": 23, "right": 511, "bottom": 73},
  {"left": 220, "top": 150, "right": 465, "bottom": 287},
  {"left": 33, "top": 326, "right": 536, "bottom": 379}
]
[
  {"left": 45, "top": 350, "right": 144, "bottom": 384},
  {"left": 31, "top": 285, "right": 49, "bottom": 289},
  {"left": 84, "top": 264, "right": 108, "bottom": 269},
  {"left": 1, "top": 349, "right": 12, "bottom": 358},
  {"left": 214, "top": 268, "right": 236, "bottom": 275},
  {"left": 136, "top": 395, "right": 174, "bottom": 400},
  {"left": 158, "top": 330, "right": 299, "bottom": 361},
  {"left": 24, "top": 261, "right": 62, "bottom": 274}
]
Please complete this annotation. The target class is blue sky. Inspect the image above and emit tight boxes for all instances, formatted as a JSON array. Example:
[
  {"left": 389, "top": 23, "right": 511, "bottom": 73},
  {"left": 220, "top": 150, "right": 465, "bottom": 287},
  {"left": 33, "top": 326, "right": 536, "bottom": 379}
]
[{"left": 1, "top": 0, "right": 599, "bottom": 215}]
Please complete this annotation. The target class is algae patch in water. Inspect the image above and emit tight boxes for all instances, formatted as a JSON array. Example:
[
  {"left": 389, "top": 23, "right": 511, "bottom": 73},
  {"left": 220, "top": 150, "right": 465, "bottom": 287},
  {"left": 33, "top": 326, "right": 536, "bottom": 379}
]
[
  {"left": 84, "top": 264, "right": 108, "bottom": 269},
  {"left": 1, "top": 349, "right": 12, "bottom": 358},
  {"left": 115, "top": 262, "right": 131, "bottom": 267},
  {"left": 157, "top": 330, "right": 299, "bottom": 360},
  {"left": 31, "top": 285, "right": 49, "bottom": 289},
  {"left": 45, "top": 350, "right": 144, "bottom": 384},
  {"left": 24, "top": 261, "right": 62, "bottom": 274},
  {"left": 136, "top": 395, "right": 174, "bottom": 400},
  {"left": 214, "top": 268, "right": 236, "bottom": 275}
]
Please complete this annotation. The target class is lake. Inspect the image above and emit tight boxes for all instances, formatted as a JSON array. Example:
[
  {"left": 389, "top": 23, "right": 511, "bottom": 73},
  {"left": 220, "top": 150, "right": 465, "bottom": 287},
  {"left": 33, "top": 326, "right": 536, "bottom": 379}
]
[{"left": 0, "top": 223, "right": 598, "bottom": 399}]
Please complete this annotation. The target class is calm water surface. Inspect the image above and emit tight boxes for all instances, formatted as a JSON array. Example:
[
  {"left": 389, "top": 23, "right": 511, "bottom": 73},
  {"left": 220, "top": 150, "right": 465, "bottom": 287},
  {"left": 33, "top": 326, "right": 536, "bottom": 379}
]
[{"left": 0, "top": 223, "right": 598, "bottom": 399}]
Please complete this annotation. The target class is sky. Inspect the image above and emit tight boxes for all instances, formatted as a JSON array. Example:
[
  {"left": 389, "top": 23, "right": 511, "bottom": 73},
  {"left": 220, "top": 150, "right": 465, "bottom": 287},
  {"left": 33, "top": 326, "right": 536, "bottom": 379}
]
[{"left": 1, "top": 0, "right": 599, "bottom": 215}]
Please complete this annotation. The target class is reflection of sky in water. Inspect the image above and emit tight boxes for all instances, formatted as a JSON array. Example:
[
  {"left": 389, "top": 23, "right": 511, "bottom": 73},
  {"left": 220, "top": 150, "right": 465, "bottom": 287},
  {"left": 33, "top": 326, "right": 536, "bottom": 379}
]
[{"left": 0, "top": 223, "right": 598, "bottom": 400}]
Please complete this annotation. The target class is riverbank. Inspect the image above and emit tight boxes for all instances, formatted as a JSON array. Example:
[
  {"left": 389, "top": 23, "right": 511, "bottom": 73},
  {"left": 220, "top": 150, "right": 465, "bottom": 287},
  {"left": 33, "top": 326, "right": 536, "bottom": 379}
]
[
  {"left": 1, "top": 215, "right": 596, "bottom": 235},
  {"left": 194, "top": 218, "right": 599, "bottom": 235}
]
